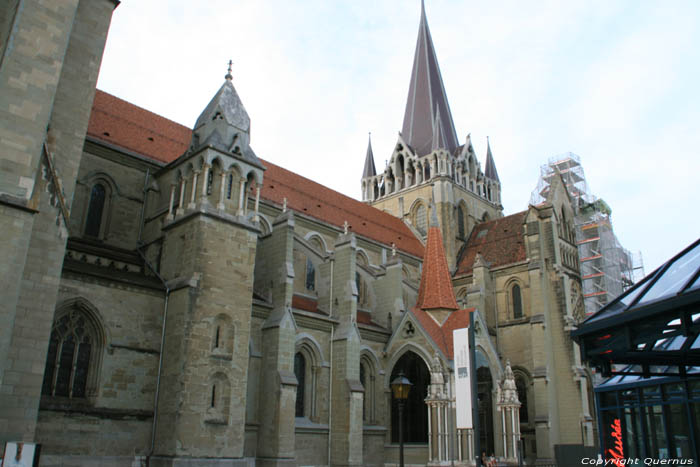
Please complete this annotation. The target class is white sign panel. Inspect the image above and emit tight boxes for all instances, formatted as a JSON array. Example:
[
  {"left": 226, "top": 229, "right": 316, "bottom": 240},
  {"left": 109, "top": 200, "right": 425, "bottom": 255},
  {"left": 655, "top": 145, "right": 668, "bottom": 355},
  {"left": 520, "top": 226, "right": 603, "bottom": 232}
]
[{"left": 453, "top": 327, "right": 473, "bottom": 429}]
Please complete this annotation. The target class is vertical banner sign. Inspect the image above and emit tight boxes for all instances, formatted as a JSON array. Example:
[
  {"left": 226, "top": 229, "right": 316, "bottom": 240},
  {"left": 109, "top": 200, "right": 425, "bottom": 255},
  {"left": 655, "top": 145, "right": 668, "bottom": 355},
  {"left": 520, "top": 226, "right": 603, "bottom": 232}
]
[{"left": 453, "top": 327, "right": 473, "bottom": 429}]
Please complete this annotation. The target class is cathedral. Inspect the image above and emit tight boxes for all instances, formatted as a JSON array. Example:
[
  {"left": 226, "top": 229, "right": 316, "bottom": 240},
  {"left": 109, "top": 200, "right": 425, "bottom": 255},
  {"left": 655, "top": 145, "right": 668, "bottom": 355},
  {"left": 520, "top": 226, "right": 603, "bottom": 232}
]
[{"left": 0, "top": 1, "right": 595, "bottom": 465}]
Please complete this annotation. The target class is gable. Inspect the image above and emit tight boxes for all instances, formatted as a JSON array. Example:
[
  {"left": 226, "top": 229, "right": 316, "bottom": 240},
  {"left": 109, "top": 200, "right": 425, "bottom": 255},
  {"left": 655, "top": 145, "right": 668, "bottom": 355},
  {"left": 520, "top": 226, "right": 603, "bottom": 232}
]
[{"left": 410, "top": 307, "right": 473, "bottom": 360}]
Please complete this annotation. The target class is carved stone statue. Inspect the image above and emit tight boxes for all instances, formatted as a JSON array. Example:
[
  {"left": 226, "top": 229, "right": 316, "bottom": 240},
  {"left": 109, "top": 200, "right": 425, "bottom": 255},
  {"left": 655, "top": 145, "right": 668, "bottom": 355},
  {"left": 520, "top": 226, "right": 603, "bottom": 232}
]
[{"left": 500, "top": 360, "right": 519, "bottom": 405}]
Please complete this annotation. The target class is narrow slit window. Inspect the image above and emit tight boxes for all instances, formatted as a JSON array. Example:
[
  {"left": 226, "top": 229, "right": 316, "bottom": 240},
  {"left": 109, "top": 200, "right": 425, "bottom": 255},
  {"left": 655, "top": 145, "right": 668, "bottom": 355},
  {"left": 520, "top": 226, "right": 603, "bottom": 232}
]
[
  {"left": 207, "top": 170, "right": 213, "bottom": 195},
  {"left": 294, "top": 352, "right": 305, "bottom": 417},
  {"left": 226, "top": 174, "right": 233, "bottom": 199}
]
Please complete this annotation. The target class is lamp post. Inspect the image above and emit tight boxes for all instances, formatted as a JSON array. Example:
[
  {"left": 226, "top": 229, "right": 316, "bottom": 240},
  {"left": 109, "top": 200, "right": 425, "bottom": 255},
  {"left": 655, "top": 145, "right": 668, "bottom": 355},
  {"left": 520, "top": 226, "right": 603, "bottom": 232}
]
[{"left": 391, "top": 373, "right": 412, "bottom": 467}]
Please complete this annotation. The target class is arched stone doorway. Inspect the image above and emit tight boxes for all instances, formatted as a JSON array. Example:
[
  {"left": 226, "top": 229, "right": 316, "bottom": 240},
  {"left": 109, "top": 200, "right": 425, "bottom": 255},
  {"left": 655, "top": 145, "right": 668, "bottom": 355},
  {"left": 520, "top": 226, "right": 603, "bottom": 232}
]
[
  {"left": 476, "top": 350, "right": 495, "bottom": 455},
  {"left": 390, "top": 351, "right": 429, "bottom": 443}
]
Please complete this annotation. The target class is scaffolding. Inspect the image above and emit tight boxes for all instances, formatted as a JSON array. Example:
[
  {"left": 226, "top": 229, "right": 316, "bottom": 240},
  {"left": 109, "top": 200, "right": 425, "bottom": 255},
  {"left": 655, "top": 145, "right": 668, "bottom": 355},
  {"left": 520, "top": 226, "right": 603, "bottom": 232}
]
[{"left": 531, "top": 153, "right": 643, "bottom": 316}]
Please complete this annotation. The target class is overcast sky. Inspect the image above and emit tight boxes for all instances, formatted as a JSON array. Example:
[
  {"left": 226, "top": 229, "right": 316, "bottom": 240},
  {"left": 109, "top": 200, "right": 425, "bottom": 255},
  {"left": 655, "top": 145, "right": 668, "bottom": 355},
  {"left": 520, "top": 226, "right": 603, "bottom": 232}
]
[{"left": 96, "top": 0, "right": 700, "bottom": 275}]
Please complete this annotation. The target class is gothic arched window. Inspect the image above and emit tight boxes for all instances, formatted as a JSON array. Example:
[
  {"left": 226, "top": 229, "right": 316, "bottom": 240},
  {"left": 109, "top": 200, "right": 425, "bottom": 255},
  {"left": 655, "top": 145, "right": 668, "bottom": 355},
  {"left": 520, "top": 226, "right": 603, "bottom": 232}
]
[
  {"left": 515, "top": 375, "right": 529, "bottom": 423},
  {"left": 360, "top": 361, "right": 367, "bottom": 421},
  {"left": 42, "top": 304, "right": 102, "bottom": 399},
  {"left": 512, "top": 284, "right": 523, "bottom": 319},
  {"left": 457, "top": 206, "right": 466, "bottom": 239},
  {"left": 294, "top": 352, "right": 306, "bottom": 417},
  {"left": 360, "top": 355, "right": 376, "bottom": 423},
  {"left": 305, "top": 258, "right": 315, "bottom": 292},
  {"left": 356, "top": 272, "right": 370, "bottom": 310},
  {"left": 84, "top": 183, "right": 106, "bottom": 237},
  {"left": 415, "top": 204, "right": 428, "bottom": 236}
]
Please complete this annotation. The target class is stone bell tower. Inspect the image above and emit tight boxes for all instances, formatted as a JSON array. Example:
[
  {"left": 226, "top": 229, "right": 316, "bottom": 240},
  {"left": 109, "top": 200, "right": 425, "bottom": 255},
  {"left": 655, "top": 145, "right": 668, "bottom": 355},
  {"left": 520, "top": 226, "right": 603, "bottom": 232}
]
[
  {"left": 361, "top": 1, "right": 503, "bottom": 271},
  {"left": 152, "top": 64, "right": 264, "bottom": 465}
]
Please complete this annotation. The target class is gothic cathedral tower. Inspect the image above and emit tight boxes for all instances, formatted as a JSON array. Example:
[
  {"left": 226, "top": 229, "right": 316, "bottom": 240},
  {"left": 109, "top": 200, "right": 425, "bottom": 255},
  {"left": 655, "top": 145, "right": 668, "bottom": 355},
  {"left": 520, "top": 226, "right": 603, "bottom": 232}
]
[
  {"left": 151, "top": 69, "right": 265, "bottom": 463},
  {"left": 361, "top": 1, "right": 503, "bottom": 270}
]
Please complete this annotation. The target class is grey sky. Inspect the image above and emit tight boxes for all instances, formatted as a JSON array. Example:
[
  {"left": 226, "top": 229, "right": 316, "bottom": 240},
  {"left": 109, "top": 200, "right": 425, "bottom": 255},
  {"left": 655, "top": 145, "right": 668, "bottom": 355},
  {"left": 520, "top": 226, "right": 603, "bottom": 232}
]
[{"left": 96, "top": 0, "right": 700, "bottom": 274}]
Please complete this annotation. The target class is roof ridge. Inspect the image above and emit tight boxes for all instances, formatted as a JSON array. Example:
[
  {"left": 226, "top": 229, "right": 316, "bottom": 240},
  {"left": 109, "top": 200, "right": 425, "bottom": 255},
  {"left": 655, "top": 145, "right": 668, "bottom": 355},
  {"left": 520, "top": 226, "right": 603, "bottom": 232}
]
[{"left": 471, "top": 210, "right": 527, "bottom": 229}]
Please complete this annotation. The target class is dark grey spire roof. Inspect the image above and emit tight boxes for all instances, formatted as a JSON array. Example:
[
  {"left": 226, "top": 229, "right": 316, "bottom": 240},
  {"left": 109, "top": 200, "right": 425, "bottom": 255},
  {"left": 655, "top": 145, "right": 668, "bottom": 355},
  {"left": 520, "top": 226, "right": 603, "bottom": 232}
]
[
  {"left": 484, "top": 137, "right": 500, "bottom": 182},
  {"left": 362, "top": 133, "right": 376, "bottom": 178},
  {"left": 194, "top": 78, "right": 250, "bottom": 133},
  {"left": 401, "top": 1, "right": 459, "bottom": 157},
  {"left": 188, "top": 71, "right": 261, "bottom": 168}
]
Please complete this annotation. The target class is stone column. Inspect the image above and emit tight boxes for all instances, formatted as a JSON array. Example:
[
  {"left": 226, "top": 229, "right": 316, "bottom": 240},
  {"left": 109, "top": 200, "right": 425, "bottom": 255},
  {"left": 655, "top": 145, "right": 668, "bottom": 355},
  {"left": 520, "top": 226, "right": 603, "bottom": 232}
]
[
  {"left": 188, "top": 170, "right": 199, "bottom": 210},
  {"left": 175, "top": 179, "right": 186, "bottom": 216},
  {"left": 254, "top": 186, "right": 260, "bottom": 222},
  {"left": 200, "top": 164, "right": 210, "bottom": 202},
  {"left": 217, "top": 171, "right": 226, "bottom": 211},
  {"left": 167, "top": 183, "right": 176, "bottom": 220},
  {"left": 237, "top": 179, "right": 246, "bottom": 216}
]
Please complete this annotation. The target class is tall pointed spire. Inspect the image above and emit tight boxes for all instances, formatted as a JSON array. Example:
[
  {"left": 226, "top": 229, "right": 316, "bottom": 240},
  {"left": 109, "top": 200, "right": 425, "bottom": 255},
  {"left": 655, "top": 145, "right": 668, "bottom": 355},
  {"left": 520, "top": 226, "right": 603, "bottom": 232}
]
[
  {"left": 401, "top": 1, "right": 459, "bottom": 157},
  {"left": 416, "top": 210, "right": 459, "bottom": 311},
  {"left": 484, "top": 136, "right": 500, "bottom": 182},
  {"left": 362, "top": 133, "right": 376, "bottom": 178}
]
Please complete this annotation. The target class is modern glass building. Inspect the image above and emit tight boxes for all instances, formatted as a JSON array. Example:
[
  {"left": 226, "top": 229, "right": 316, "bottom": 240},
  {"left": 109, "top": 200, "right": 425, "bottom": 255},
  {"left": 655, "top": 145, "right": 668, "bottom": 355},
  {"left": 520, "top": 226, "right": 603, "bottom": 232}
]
[{"left": 572, "top": 237, "right": 700, "bottom": 463}]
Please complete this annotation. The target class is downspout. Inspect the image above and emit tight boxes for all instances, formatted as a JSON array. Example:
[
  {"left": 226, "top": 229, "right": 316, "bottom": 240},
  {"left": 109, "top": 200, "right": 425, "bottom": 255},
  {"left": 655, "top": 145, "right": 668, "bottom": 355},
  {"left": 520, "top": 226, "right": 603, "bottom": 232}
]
[
  {"left": 137, "top": 169, "right": 150, "bottom": 244},
  {"left": 327, "top": 257, "right": 334, "bottom": 467},
  {"left": 493, "top": 302, "right": 500, "bottom": 357},
  {"left": 138, "top": 249, "right": 170, "bottom": 466}
]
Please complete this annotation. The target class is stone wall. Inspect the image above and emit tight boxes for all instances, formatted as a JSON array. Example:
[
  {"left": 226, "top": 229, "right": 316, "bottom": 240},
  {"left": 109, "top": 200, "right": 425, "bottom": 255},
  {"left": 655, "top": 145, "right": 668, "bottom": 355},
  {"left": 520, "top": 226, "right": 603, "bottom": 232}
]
[{"left": 0, "top": 0, "right": 115, "bottom": 445}]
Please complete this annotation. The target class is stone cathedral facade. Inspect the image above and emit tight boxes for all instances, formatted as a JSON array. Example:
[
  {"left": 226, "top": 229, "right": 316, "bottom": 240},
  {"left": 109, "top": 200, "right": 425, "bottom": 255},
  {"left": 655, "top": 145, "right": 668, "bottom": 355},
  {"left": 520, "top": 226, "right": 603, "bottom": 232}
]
[{"left": 0, "top": 1, "right": 595, "bottom": 466}]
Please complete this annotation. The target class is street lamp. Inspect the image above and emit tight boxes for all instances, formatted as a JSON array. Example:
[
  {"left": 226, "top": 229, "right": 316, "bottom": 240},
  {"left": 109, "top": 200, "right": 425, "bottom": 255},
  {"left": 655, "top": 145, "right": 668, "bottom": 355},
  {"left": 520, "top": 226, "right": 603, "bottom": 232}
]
[{"left": 391, "top": 373, "right": 412, "bottom": 467}]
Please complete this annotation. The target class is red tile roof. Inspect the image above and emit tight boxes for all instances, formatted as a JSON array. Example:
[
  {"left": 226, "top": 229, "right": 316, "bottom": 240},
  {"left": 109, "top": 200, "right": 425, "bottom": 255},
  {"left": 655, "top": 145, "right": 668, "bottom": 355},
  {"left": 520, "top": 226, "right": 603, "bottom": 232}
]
[
  {"left": 87, "top": 90, "right": 424, "bottom": 258},
  {"left": 259, "top": 160, "right": 423, "bottom": 258},
  {"left": 455, "top": 211, "right": 528, "bottom": 277},
  {"left": 88, "top": 90, "right": 190, "bottom": 163},
  {"left": 416, "top": 226, "right": 459, "bottom": 310},
  {"left": 357, "top": 310, "right": 372, "bottom": 325},
  {"left": 411, "top": 307, "right": 474, "bottom": 359},
  {"left": 292, "top": 294, "right": 318, "bottom": 313}
]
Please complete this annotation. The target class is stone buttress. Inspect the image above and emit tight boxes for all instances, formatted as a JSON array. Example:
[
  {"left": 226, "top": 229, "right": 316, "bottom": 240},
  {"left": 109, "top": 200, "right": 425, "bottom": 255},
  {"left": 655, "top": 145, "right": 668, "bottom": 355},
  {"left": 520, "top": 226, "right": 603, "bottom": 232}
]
[
  {"left": 330, "top": 231, "right": 364, "bottom": 466},
  {"left": 256, "top": 210, "right": 298, "bottom": 466}
]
